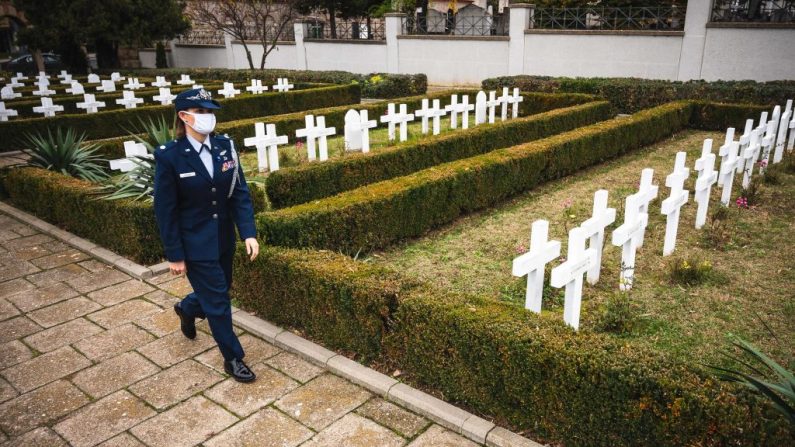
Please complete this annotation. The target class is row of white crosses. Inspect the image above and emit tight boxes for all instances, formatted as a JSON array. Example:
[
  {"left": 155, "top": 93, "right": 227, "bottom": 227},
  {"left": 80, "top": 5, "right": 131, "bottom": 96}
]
[
  {"left": 511, "top": 99, "right": 795, "bottom": 331},
  {"left": 243, "top": 114, "right": 337, "bottom": 172}
]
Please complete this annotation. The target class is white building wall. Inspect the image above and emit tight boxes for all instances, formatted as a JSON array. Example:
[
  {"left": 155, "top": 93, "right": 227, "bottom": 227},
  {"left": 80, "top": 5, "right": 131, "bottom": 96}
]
[
  {"left": 701, "top": 26, "right": 795, "bottom": 82},
  {"left": 303, "top": 41, "right": 387, "bottom": 73},
  {"left": 229, "top": 42, "right": 297, "bottom": 70},
  {"left": 396, "top": 36, "right": 509, "bottom": 85},
  {"left": 172, "top": 45, "right": 228, "bottom": 68}
]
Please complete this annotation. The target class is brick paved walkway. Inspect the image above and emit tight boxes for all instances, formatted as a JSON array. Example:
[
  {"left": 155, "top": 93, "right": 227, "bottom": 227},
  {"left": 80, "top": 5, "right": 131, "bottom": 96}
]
[{"left": 0, "top": 211, "right": 486, "bottom": 447}]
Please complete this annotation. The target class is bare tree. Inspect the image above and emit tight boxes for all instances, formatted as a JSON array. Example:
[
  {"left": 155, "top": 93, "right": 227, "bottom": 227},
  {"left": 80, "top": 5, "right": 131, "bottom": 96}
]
[{"left": 189, "top": 0, "right": 298, "bottom": 69}]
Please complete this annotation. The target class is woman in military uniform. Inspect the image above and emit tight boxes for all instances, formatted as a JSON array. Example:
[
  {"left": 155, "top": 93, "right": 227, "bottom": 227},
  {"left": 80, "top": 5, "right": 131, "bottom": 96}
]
[{"left": 153, "top": 88, "right": 259, "bottom": 383}]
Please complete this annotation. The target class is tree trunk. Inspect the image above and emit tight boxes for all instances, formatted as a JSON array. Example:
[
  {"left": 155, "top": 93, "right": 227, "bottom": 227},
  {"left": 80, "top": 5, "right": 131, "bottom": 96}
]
[
  {"left": 329, "top": 3, "right": 337, "bottom": 39},
  {"left": 95, "top": 38, "right": 120, "bottom": 68},
  {"left": 32, "top": 49, "right": 45, "bottom": 73},
  {"left": 240, "top": 41, "right": 255, "bottom": 69}
]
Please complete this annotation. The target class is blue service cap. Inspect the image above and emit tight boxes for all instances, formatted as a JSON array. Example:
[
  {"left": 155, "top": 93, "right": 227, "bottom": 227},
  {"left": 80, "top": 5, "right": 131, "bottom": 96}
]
[{"left": 174, "top": 88, "right": 221, "bottom": 111}]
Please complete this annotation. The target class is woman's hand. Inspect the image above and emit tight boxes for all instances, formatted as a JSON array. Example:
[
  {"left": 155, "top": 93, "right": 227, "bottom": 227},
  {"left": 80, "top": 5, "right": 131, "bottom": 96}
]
[
  {"left": 169, "top": 261, "right": 186, "bottom": 275},
  {"left": 245, "top": 237, "right": 259, "bottom": 261}
]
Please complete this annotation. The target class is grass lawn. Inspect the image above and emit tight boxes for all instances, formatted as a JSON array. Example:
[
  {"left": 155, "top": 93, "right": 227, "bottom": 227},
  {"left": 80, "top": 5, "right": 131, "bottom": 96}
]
[{"left": 366, "top": 129, "right": 795, "bottom": 368}]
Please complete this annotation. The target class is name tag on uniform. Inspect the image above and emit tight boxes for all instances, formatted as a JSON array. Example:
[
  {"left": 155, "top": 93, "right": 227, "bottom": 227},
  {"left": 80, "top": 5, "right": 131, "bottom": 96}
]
[{"left": 179, "top": 172, "right": 196, "bottom": 178}]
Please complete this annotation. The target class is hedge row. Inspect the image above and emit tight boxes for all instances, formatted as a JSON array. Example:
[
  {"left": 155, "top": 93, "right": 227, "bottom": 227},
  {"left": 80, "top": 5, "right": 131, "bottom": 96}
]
[
  {"left": 0, "top": 83, "right": 360, "bottom": 153},
  {"left": 266, "top": 97, "right": 609, "bottom": 208},
  {"left": 0, "top": 168, "right": 267, "bottom": 264},
  {"left": 230, "top": 245, "right": 791, "bottom": 446},
  {"left": 256, "top": 101, "right": 693, "bottom": 253},
  {"left": 108, "top": 68, "right": 427, "bottom": 99},
  {"left": 483, "top": 75, "right": 795, "bottom": 113},
  {"left": 689, "top": 101, "right": 771, "bottom": 131}
]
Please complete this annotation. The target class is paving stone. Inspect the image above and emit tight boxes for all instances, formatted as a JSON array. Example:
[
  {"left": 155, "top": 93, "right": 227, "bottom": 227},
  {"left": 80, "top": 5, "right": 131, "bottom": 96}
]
[
  {"left": 145, "top": 271, "right": 176, "bottom": 286},
  {"left": 78, "top": 259, "right": 108, "bottom": 272},
  {"left": 0, "top": 229, "right": 20, "bottom": 242},
  {"left": 0, "top": 340, "right": 33, "bottom": 369},
  {"left": 53, "top": 390, "right": 156, "bottom": 447},
  {"left": 407, "top": 424, "right": 481, "bottom": 447},
  {"left": 302, "top": 412, "right": 406, "bottom": 447},
  {"left": 0, "top": 376, "right": 18, "bottom": 403},
  {"left": 88, "top": 279, "right": 156, "bottom": 307},
  {"left": 88, "top": 298, "right": 161, "bottom": 329},
  {"left": 3, "top": 233, "right": 53, "bottom": 251},
  {"left": 66, "top": 268, "right": 130, "bottom": 293},
  {"left": 97, "top": 432, "right": 147, "bottom": 447},
  {"left": 74, "top": 323, "right": 156, "bottom": 361},
  {"left": 9, "top": 245, "right": 55, "bottom": 261},
  {"left": 142, "top": 289, "right": 179, "bottom": 308},
  {"left": 72, "top": 351, "right": 161, "bottom": 398},
  {"left": 2, "top": 427, "right": 68, "bottom": 447},
  {"left": 265, "top": 351, "right": 325, "bottom": 384},
  {"left": 205, "top": 363, "right": 298, "bottom": 417},
  {"left": 275, "top": 373, "right": 372, "bottom": 431},
  {"left": 0, "top": 297, "right": 19, "bottom": 321},
  {"left": 130, "top": 395, "right": 238, "bottom": 447},
  {"left": 0, "top": 278, "right": 34, "bottom": 299},
  {"left": 158, "top": 275, "right": 193, "bottom": 296},
  {"left": 357, "top": 397, "right": 429, "bottom": 438},
  {"left": 25, "top": 263, "right": 87, "bottom": 287},
  {"left": 129, "top": 359, "right": 223, "bottom": 409},
  {"left": 30, "top": 249, "right": 89, "bottom": 270},
  {"left": 195, "top": 333, "right": 280, "bottom": 373},
  {"left": 0, "top": 261, "right": 39, "bottom": 282},
  {"left": 0, "top": 380, "right": 90, "bottom": 435},
  {"left": 486, "top": 426, "right": 544, "bottom": 447},
  {"left": 11, "top": 225, "right": 40, "bottom": 237},
  {"left": 136, "top": 329, "right": 216, "bottom": 367},
  {"left": 134, "top": 308, "right": 181, "bottom": 337},
  {"left": 204, "top": 407, "right": 315, "bottom": 447},
  {"left": 2, "top": 345, "right": 91, "bottom": 392},
  {"left": 6, "top": 282, "right": 79, "bottom": 312},
  {"left": 0, "top": 315, "right": 41, "bottom": 344},
  {"left": 23, "top": 317, "right": 104, "bottom": 352},
  {"left": 28, "top": 296, "right": 102, "bottom": 328}
]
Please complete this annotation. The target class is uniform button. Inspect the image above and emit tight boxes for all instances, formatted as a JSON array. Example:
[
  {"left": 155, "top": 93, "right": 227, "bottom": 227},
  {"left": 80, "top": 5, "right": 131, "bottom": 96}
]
[
  {"left": 212, "top": 201, "right": 217, "bottom": 205},
  {"left": 211, "top": 187, "right": 217, "bottom": 193},
  {"left": 212, "top": 213, "right": 218, "bottom": 219}
]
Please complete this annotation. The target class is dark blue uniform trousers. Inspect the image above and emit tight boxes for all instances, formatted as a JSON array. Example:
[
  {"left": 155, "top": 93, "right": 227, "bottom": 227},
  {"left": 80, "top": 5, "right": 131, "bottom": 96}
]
[{"left": 181, "top": 248, "right": 245, "bottom": 362}]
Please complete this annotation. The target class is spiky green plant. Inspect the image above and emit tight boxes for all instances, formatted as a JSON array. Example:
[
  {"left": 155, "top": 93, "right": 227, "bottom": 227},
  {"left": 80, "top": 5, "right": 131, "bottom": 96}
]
[
  {"left": 130, "top": 115, "right": 175, "bottom": 151},
  {"left": 22, "top": 127, "right": 109, "bottom": 183},
  {"left": 710, "top": 338, "right": 795, "bottom": 426}
]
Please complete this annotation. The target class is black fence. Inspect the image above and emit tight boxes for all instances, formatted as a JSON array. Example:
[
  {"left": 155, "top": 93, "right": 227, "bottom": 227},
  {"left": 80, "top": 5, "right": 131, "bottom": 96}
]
[
  {"left": 306, "top": 18, "right": 385, "bottom": 40},
  {"left": 711, "top": 0, "right": 795, "bottom": 22},
  {"left": 532, "top": 6, "right": 685, "bottom": 31},
  {"left": 402, "top": 13, "right": 508, "bottom": 36},
  {"left": 176, "top": 30, "right": 225, "bottom": 46}
]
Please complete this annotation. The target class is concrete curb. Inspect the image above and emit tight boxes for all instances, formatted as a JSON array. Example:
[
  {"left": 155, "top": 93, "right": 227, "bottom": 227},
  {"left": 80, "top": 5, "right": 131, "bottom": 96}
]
[{"left": 0, "top": 202, "right": 544, "bottom": 447}]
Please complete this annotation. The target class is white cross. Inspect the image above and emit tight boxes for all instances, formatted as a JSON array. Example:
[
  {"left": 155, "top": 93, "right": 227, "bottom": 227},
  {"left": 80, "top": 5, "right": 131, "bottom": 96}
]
[
  {"left": 474, "top": 91, "right": 487, "bottom": 125},
  {"left": 486, "top": 91, "right": 500, "bottom": 124},
  {"left": 32, "top": 97, "right": 64, "bottom": 117},
  {"left": 59, "top": 74, "right": 73, "bottom": 85},
  {"left": 97, "top": 80, "right": 116, "bottom": 93},
  {"left": 110, "top": 141, "right": 149, "bottom": 172},
  {"left": 87, "top": 73, "right": 100, "bottom": 84},
  {"left": 296, "top": 115, "right": 336, "bottom": 161},
  {"left": 8, "top": 77, "right": 23, "bottom": 88},
  {"left": 773, "top": 107, "right": 791, "bottom": 164},
  {"left": 445, "top": 94, "right": 474, "bottom": 130},
  {"left": 217, "top": 82, "right": 240, "bottom": 99},
  {"left": 246, "top": 79, "right": 267, "bottom": 95},
  {"left": 736, "top": 119, "right": 754, "bottom": 175},
  {"left": 551, "top": 226, "right": 596, "bottom": 331},
  {"left": 788, "top": 113, "right": 795, "bottom": 152},
  {"left": 693, "top": 139, "right": 718, "bottom": 229},
  {"left": 273, "top": 78, "right": 294, "bottom": 92},
  {"left": 343, "top": 109, "right": 377, "bottom": 153},
  {"left": 741, "top": 129, "right": 762, "bottom": 189},
  {"left": 717, "top": 128, "right": 734, "bottom": 187},
  {"left": 498, "top": 87, "right": 512, "bottom": 121},
  {"left": 110, "top": 72, "right": 124, "bottom": 82},
  {"left": 0, "top": 102, "right": 18, "bottom": 121},
  {"left": 611, "top": 193, "right": 648, "bottom": 291},
  {"left": 57, "top": 70, "right": 69, "bottom": 79},
  {"left": 512, "top": 219, "right": 561, "bottom": 313},
  {"left": 632, "top": 168, "right": 658, "bottom": 248},
  {"left": 759, "top": 119, "right": 776, "bottom": 172},
  {"left": 244, "top": 122, "right": 288, "bottom": 172},
  {"left": 36, "top": 72, "right": 49, "bottom": 83},
  {"left": 427, "top": 99, "right": 448, "bottom": 136},
  {"left": 116, "top": 90, "right": 143, "bottom": 109},
  {"left": 580, "top": 189, "right": 616, "bottom": 285},
  {"left": 507, "top": 88, "right": 524, "bottom": 119},
  {"left": 1, "top": 86, "right": 20, "bottom": 100},
  {"left": 32, "top": 83, "right": 55, "bottom": 96},
  {"left": 719, "top": 141, "right": 740, "bottom": 207},
  {"left": 151, "top": 76, "right": 171, "bottom": 88},
  {"left": 76, "top": 93, "right": 106, "bottom": 114},
  {"left": 191, "top": 84, "right": 204, "bottom": 90},
  {"left": 414, "top": 99, "right": 434, "bottom": 135},
  {"left": 66, "top": 81, "right": 84, "bottom": 95},
  {"left": 176, "top": 74, "right": 194, "bottom": 85},
  {"left": 661, "top": 152, "right": 690, "bottom": 256},
  {"left": 380, "top": 103, "right": 414, "bottom": 142},
  {"left": 124, "top": 78, "right": 144, "bottom": 90},
  {"left": 152, "top": 88, "right": 176, "bottom": 105},
  {"left": 14, "top": 72, "right": 28, "bottom": 81}
]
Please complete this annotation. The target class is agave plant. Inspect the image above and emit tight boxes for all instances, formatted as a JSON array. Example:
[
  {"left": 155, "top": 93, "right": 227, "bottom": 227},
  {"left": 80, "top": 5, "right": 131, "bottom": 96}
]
[
  {"left": 710, "top": 338, "right": 795, "bottom": 426},
  {"left": 129, "top": 115, "right": 175, "bottom": 151},
  {"left": 22, "top": 127, "right": 109, "bottom": 183}
]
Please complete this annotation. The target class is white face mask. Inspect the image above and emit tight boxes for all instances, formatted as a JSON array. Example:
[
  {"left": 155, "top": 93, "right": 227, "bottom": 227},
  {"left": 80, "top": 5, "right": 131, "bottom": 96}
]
[{"left": 183, "top": 111, "right": 216, "bottom": 135}]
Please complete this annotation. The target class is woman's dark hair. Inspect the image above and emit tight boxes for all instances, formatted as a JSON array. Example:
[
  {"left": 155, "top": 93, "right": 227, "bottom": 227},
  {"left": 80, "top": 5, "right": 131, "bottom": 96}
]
[{"left": 174, "top": 111, "right": 186, "bottom": 139}]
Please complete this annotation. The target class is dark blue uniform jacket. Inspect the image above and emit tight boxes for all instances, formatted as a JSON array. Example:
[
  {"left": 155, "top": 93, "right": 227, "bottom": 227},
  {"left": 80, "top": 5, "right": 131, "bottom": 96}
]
[{"left": 153, "top": 134, "right": 256, "bottom": 262}]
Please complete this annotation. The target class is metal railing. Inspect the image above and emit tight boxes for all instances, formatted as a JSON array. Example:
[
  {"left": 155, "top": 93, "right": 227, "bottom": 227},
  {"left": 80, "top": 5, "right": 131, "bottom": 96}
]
[
  {"left": 402, "top": 13, "right": 508, "bottom": 36},
  {"left": 242, "top": 24, "right": 296, "bottom": 42},
  {"left": 531, "top": 6, "right": 685, "bottom": 31},
  {"left": 175, "top": 29, "right": 225, "bottom": 46},
  {"left": 305, "top": 18, "right": 385, "bottom": 40},
  {"left": 711, "top": 0, "right": 795, "bottom": 22}
]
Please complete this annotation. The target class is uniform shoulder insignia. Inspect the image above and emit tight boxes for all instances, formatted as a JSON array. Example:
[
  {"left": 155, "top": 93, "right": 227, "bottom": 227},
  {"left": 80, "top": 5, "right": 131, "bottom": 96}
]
[
  {"left": 215, "top": 133, "right": 230, "bottom": 140},
  {"left": 159, "top": 140, "right": 178, "bottom": 151}
]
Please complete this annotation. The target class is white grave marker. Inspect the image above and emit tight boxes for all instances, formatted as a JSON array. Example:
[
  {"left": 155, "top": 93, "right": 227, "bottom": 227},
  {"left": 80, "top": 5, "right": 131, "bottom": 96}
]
[
  {"left": 661, "top": 152, "right": 690, "bottom": 256},
  {"left": 76, "top": 93, "right": 106, "bottom": 114},
  {"left": 741, "top": 129, "right": 762, "bottom": 189},
  {"left": 758, "top": 120, "right": 776, "bottom": 173},
  {"left": 380, "top": 103, "right": 414, "bottom": 142},
  {"left": 97, "top": 79, "right": 116, "bottom": 93},
  {"left": 14, "top": 72, "right": 28, "bottom": 81},
  {"left": 507, "top": 88, "right": 523, "bottom": 119},
  {"left": 717, "top": 128, "right": 734, "bottom": 187},
  {"left": 57, "top": 70, "right": 69, "bottom": 79},
  {"left": 115, "top": 90, "right": 143, "bottom": 109},
  {"left": 414, "top": 99, "right": 433, "bottom": 135},
  {"left": 580, "top": 189, "right": 616, "bottom": 285},
  {"left": 1, "top": 86, "right": 20, "bottom": 100},
  {"left": 110, "top": 72, "right": 125, "bottom": 82},
  {"left": 152, "top": 87, "right": 176, "bottom": 105},
  {"left": 773, "top": 106, "right": 790, "bottom": 163},
  {"left": 427, "top": 99, "right": 447, "bottom": 136},
  {"left": 611, "top": 193, "right": 648, "bottom": 291},
  {"left": 273, "top": 78, "right": 294, "bottom": 92},
  {"left": 59, "top": 74, "right": 73, "bottom": 85},
  {"left": 176, "top": 74, "right": 194, "bottom": 85},
  {"left": 32, "top": 83, "right": 55, "bottom": 96},
  {"left": 498, "top": 87, "right": 512, "bottom": 121},
  {"left": 244, "top": 122, "right": 288, "bottom": 172},
  {"left": 32, "top": 97, "right": 64, "bottom": 117},
  {"left": 66, "top": 81, "right": 84, "bottom": 95},
  {"left": 633, "top": 168, "right": 658, "bottom": 248},
  {"left": 486, "top": 91, "right": 499, "bottom": 124},
  {"left": 446, "top": 94, "right": 474, "bottom": 130},
  {"left": 475, "top": 91, "right": 487, "bottom": 126},
  {"left": 246, "top": 79, "right": 267, "bottom": 95},
  {"left": 788, "top": 113, "right": 795, "bottom": 152},
  {"left": 87, "top": 73, "right": 101, "bottom": 84},
  {"left": 191, "top": 84, "right": 204, "bottom": 90},
  {"left": 0, "top": 102, "right": 18, "bottom": 121},
  {"left": 151, "top": 76, "right": 171, "bottom": 88},
  {"left": 296, "top": 115, "right": 336, "bottom": 161},
  {"left": 343, "top": 109, "right": 377, "bottom": 153},
  {"left": 123, "top": 77, "right": 144, "bottom": 90},
  {"left": 217, "top": 82, "right": 240, "bottom": 99},
  {"left": 693, "top": 139, "right": 718, "bottom": 229},
  {"left": 110, "top": 141, "right": 149, "bottom": 172},
  {"left": 736, "top": 119, "right": 754, "bottom": 175},
  {"left": 551, "top": 227, "right": 596, "bottom": 331},
  {"left": 512, "top": 219, "right": 561, "bottom": 313},
  {"left": 7, "top": 77, "right": 23, "bottom": 88},
  {"left": 719, "top": 142, "right": 740, "bottom": 206}
]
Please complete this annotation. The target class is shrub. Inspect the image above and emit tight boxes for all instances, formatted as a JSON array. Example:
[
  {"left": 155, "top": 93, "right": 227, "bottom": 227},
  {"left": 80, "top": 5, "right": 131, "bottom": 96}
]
[
  {"left": 701, "top": 205, "right": 732, "bottom": 249},
  {"left": 23, "top": 127, "right": 109, "bottom": 182},
  {"left": 594, "top": 291, "right": 635, "bottom": 334},
  {"left": 668, "top": 256, "right": 714, "bottom": 286}
]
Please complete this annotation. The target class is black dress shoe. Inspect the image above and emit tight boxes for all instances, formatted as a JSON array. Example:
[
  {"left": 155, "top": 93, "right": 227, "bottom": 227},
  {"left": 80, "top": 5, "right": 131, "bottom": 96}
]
[
  {"left": 173, "top": 303, "right": 196, "bottom": 340},
  {"left": 224, "top": 358, "right": 256, "bottom": 383}
]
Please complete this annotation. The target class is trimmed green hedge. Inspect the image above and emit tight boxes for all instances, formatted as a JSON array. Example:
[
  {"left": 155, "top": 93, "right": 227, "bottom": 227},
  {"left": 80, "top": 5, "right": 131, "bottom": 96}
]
[
  {"left": 256, "top": 101, "right": 693, "bottom": 253},
  {"left": 266, "top": 98, "right": 609, "bottom": 208},
  {"left": 0, "top": 167, "right": 267, "bottom": 264},
  {"left": 689, "top": 101, "right": 771, "bottom": 131},
  {"left": 0, "top": 83, "right": 360, "bottom": 153},
  {"left": 108, "top": 68, "right": 427, "bottom": 99},
  {"left": 230, "top": 245, "right": 792, "bottom": 446},
  {"left": 483, "top": 75, "right": 795, "bottom": 114}
]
